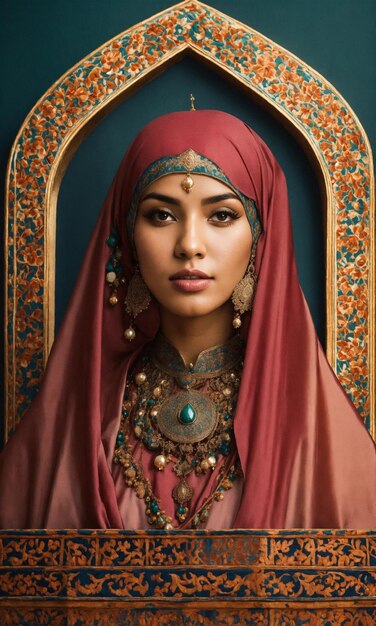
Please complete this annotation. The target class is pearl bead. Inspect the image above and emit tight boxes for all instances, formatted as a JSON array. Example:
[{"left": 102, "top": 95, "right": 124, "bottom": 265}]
[
  {"left": 165, "top": 523, "right": 173, "bottom": 530},
  {"left": 106, "top": 271, "right": 116, "bottom": 284},
  {"left": 222, "top": 387, "right": 232, "bottom": 397},
  {"left": 109, "top": 294, "right": 118, "bottom": 306},
  {"left": 154, "top": 454, "right": 167, "bottom": 470},
  {"left": 208, "top": 455, "right": 216, "bottom": 468},
  {"left": 124, "top": 327, "right": 136, "bottom": 341},
  {"left": 153, "top": 386, "right": 162, "bottom": 398},
  {"left": 135, "top": 372, "right": 147, "bottom": 385},
  {"left": 232, "top": 316, "right": 242, "bottom": 329},
  {"left": 150, "top": 408, "right": 159, "bottom": 418}
]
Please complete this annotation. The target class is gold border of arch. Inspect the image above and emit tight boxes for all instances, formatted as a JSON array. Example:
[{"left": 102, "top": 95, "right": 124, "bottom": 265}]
[{"left": 4, "top": 0, "right": 375, "bottom": 440}]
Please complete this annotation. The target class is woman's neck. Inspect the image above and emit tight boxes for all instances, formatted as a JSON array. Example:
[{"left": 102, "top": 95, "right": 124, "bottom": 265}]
[{"left": 159, "top": 302, "right": 234, "bottom": 366}]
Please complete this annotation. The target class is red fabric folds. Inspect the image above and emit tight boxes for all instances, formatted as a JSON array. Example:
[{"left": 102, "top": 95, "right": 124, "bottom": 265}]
[{"left": 0, "top": 110, "right": 375, "bottom": 528}]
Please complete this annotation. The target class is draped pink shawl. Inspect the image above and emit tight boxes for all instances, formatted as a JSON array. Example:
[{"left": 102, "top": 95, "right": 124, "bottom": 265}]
[{"left": 0, "top": 110, "right": 375, "bottom": 528}]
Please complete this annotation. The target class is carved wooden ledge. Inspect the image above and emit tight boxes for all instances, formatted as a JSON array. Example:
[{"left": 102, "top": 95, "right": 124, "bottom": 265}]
[{"left": 0, "top": 530, "right": 375, "bottom": 624}]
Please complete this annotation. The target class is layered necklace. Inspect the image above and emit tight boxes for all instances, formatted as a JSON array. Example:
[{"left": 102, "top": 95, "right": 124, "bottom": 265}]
[{"left": 113, "top": 334, "right": 244, "bottom": 529}]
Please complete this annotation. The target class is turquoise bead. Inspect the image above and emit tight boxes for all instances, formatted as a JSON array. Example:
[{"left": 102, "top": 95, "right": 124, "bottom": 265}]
[
  {"left": 179, "top": 403, "right": 196, "bottom": 424},
  {"left": 116, "top": 432, "right": 124, "bottom": 446},
  {"left": 106, "top": 235, "right": 117, "bottom": 247},
  {"left": 150, "top": 501, "right": 159, "bottom": 514}
]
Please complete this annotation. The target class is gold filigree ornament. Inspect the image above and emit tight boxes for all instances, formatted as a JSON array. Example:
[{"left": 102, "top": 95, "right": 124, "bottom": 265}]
[
  {"left": 177, "top": 148, "right": 202, "bottom": 193},
  {"left": 123, "top": 267, "right": 151, "bottom": 341},
  {"left": 231, "top": 252, "right": 257, "bottom": 329}
]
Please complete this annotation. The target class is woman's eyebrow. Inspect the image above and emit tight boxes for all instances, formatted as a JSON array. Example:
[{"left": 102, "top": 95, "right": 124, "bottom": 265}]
[
  {"left": 140, "top": 192, "right": 180, "bottom": 206},
  {"left": 202, "top": 193, "right": 240, "bottom": 205}
]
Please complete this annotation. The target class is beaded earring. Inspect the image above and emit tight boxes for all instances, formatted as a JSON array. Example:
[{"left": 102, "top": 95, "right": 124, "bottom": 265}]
[
  {"left": 231, "top": 251, "right": 257, "bottom": 329},
  {"left": 123, "top": 266, "right": 151, "bottom": 341},
  {"left": 105, "top": 228, "right": 124, "bottom": 305}
]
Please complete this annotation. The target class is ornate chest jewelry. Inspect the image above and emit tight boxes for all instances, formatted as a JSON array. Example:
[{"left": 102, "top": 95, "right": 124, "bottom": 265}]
[{"left": 113, "top": 334, "right": 244, "bottom": 529}]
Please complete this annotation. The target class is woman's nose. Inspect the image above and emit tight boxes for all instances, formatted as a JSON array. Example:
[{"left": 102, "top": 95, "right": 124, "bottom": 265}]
[{"left": 174, "top": 217, "right": 206, "bottom": 259}]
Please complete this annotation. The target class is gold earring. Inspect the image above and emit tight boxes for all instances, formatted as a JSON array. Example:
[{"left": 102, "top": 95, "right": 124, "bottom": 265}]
[
  {"left": 124, "top": 267, "right": 151, "bottom": 341},
  {"left": 105, "top": 228, "right": 125, "bottom": 306},
  {"left": 231, "top": 252, "right": 257, "bottom": 329}
]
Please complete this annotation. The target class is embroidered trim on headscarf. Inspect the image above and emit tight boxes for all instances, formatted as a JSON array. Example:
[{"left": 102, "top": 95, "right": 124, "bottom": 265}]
[{"left": 126, "top": 150, "right": 262, "bottom": 244}]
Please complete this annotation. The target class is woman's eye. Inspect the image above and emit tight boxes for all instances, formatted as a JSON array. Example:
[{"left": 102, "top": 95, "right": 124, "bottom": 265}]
[
  {"left": 210, "top": 209, "right": 239, "bottom": 223},
  {"left": 146, "top": 209, "right": 175, "bottom": 223}
]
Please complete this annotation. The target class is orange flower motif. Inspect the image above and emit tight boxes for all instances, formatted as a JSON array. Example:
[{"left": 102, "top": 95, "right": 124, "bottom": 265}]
[
  {"left": 86, "top": 67, "right": 101, "bottom": 86},
  {"left": 126, "top": 33, "right": 145, "bottom": 56},
  {"left": 252, "top": 54, "right": 276, "bottom": 84},
  {"left": 30, "top": 115, "right": 47, "bottom": 132},
  {"left": 66, "top": 83, "right": 91, "bottom": 104},
  {"left": 147, "top": 23, "right": 165, "bottom": 37},
  {"left": 40, "top": 101, "right": 57, "bottom": 119},
  {"left": 101, "top": 48, "right": 126, "bottom": 73},
  {"left": 301, "top": 82, "right": 323, "bottom": 104},
  {"left": 128, "top": 60, "right": 145, "bottom": 78}
]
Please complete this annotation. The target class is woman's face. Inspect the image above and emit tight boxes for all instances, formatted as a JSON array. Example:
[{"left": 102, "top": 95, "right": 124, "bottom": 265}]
[{"left": 134, "top": 173, "right": 253, "bottom": 321}]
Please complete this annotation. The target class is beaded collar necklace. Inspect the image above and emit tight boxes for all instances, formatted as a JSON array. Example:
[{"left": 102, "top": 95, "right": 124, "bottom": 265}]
[{"left": 113, "top": 334, "right": 244, "bottom": 528}]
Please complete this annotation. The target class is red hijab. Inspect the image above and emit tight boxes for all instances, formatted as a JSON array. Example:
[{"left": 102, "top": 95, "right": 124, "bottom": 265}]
[{"left": 0, "top": 110, "right": 375, "bottom": 528}]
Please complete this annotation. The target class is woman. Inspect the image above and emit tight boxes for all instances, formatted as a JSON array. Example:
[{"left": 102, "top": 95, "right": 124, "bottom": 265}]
[{"left": 0, "top": 110, "right": 375, "bottom": 528}]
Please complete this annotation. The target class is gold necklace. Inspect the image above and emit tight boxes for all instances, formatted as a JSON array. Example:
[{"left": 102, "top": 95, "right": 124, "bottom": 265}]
[{"left": 113, "top": 335, "right": 244, "bottom": 528}]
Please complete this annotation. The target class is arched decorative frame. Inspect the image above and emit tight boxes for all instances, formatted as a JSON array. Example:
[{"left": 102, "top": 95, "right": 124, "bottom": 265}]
[{"left": 5, "top": 0, "right": 375, "bottom": 441}]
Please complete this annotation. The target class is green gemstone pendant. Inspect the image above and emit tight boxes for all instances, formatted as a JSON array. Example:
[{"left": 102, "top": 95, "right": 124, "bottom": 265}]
[
  {"left": 157, "top": 390, "right": 218, "bottom": 443},
  {"left": 179, "top": 403, "right": 196, "bottom": 424}
]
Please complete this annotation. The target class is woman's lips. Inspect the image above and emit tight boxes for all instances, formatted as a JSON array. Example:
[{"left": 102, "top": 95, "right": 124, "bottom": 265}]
[{"left": 170, "top": 269, "right": 213, "bottom": 293}]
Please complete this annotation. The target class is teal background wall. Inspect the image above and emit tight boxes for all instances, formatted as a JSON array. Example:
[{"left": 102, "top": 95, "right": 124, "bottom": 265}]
[{"left": 1, "top": 0, "right": 375, "bottom": 443}]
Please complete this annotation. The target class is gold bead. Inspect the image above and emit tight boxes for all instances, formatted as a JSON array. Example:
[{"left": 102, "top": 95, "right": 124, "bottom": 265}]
[
  {"left": 136, "top": 484, "right": 145, "bottom": 498},
  {"left": 153, "top": 386, "right": 162, "bottom": 398},
  {"left": 124, "top": 327, "right": 136, "bottom": 341},
  {"left": 208, "top": 455, "right": 216, "bottom": 468},
  {"left": 215, "top": 492, "right": 224, "bottom": 501},
  {"left": 232, "top": 316, "right": 242, "bottom": 329},
  {"left": 222, "top": 387, "right": 232, "bottom": 397},
  {"left": 135, "top": 372, "right": 147, "bottom": 385},
  {"left": 154, "top": 454, "right": 167, "bottom": 470},
  {"left": 201, "top": 459, "right": 210, "bottom": 472},
  {"left": 109, "top": 294, "right": 118, "bottom": 306},
  {"left": 134, "top": 425, "right": 142, "bottom": 438},
  {"left": 230, "top": 372, "right": 236, "bottom": 380}
]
